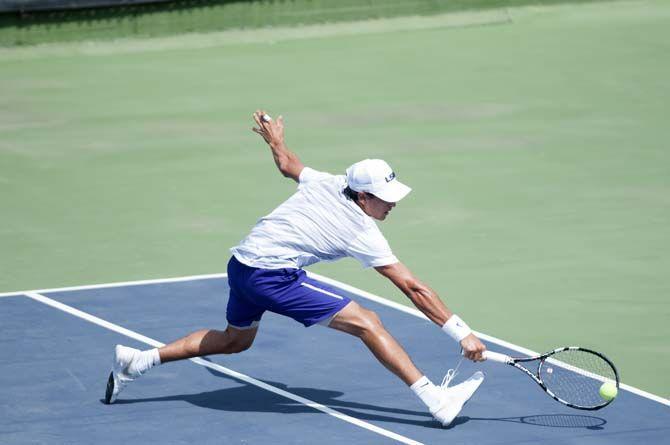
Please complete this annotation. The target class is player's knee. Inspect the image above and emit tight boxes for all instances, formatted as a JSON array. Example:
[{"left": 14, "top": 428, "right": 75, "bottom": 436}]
[
  {"left": 359, "top": 309, "right": 383, "bottom": 336},
  {"left": 227, "top": 337, "right": 254, "bottom": 354},
  {"left": 227, "top": 343, "right": 251, "bottom": 354}
]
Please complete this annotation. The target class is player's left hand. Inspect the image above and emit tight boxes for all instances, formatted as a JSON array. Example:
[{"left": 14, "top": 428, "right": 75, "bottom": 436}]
[
  {"left": 252, "top": 109, "right": 285, "bottom": 148},
  {"left": 460, "top": 333, "right": 487, "bottom": 362}
]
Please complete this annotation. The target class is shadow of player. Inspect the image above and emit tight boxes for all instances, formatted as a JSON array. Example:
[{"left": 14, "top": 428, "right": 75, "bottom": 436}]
[
  {"left": 108, "top": 357, "right": 441, "bottom": 429},
  {"left": 105, "top": 357, "right": 606, "bottom": 431}
]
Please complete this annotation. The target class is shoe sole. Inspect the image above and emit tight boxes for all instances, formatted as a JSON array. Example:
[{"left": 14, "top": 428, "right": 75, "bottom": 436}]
[{"left": 104, "top": 371, "right": 115, "bottom": 404}]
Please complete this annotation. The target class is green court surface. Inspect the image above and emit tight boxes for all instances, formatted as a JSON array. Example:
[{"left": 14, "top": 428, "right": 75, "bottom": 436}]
[{"left": 1, "top": 0, "right": 668, "bottom": 399}]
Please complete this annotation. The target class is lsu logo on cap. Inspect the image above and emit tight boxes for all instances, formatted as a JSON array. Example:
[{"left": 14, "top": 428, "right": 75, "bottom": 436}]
[{"left": 385, "top": 172, "right": 396, "bottom": 183}]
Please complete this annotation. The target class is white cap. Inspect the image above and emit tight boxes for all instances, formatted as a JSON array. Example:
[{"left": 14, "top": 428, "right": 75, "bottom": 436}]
[{"left": 345, "top": 159, "right": 412, "bottom": 203}]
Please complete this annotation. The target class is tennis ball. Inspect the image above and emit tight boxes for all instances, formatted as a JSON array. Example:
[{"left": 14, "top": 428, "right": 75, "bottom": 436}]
[{"left": 599, "top": 382, "right": 618, "bottom": 401}]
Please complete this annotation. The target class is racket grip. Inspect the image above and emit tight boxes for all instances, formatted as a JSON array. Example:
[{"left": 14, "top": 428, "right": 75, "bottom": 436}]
[{"left": 483, "top": 350, "right": 512, "bottom": 364}]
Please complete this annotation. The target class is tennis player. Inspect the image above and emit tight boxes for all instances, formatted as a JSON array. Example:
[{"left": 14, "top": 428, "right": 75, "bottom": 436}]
[{"left": 105, "top": 110, "right": 487, "bottom": 427}]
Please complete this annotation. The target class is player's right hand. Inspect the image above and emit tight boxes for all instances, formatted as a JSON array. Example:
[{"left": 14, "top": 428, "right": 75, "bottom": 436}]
[
  {"left": 252, "top": 109, "right": 285, "bottom": 148},
  {"left": 460, "top": 333, "right": 486, "bottom": 362}
]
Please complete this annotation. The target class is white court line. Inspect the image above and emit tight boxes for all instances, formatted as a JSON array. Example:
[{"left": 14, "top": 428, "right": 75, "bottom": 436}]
[
  {"left": 23, "top": 291, "right": 423, "bottom": 445},
  {"left": 3, "top": 271, "right": 668, "bottom": 406},
  {"left": 0, "top": 273, "right": 228, "bottom": 298}
]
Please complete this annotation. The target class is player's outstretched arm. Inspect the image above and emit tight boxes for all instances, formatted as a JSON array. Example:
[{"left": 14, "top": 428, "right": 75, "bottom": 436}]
[
  {"left": 252, "top": 109, "right": 304, "bottom": 182},
  {"left": 375, "top": 261, "right": 486, "bottom": 361},
  {"left": 375, "top": 262, "right": 451, "bottom": 325}
]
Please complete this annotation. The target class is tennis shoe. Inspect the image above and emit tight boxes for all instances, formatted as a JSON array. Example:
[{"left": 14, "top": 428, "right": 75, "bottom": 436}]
[
  {"left": 430, "top": 370, "right": 484, "bottom": 427},
  {"left": 104, "top": 345, "right": 142, "bottom": 404}
]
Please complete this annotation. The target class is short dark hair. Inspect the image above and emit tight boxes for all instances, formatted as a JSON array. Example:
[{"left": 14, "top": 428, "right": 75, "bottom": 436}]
[
  {"left": 343, "top": 186, "right": 373, "bottom": 203},
  {"left": 343, "top": 186, "right": 359, "bottom": 202}
]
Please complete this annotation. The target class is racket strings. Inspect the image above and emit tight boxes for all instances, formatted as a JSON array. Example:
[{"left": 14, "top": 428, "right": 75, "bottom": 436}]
[
  {"left": 441, "top": 356, "right": 465, "bottom": 388},
  {"left": 539, "top": 349, "right": 617, "bottom": 408}
]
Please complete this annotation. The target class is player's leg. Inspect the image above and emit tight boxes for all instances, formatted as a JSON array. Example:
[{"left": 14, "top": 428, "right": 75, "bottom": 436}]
[
  {"left": 327, "top": 300, "right": 422, "bottom": 385},
  {"left": 105, "top": 257, "right": 264, "bottom": 404},
  {"left": 267, "top": 273, "right": 422, "bottom": 385},
  {"left": 104, "top": 326, "right": 258, "bottom": 404},
  {"left": 133, "top": 256, "right": 265, "bottom": 367},
  {"left": 265, "top": 273, "right": 482, "bottom": 426},
  {"left": 266, "top": 274, "right": 425, "bottom": 387},
  {"left": 325, "top": 299, "right": 484, "bottom": 427},
  {"left": 159, "top": 325, "right": 258, "bottom": 362}
]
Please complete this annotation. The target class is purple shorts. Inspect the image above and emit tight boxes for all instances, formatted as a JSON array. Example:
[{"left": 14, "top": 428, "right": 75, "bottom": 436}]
[{"left": 226, "top": 255, "right": 352, "bottom": 328}]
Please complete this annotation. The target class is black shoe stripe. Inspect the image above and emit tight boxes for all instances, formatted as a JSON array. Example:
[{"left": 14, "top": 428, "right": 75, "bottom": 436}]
[{"left": 104, "top": 372, "right": 114, "bottom": 404}]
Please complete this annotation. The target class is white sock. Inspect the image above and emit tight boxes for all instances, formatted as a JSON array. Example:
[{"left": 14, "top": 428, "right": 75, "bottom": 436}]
[
  {"left": 410, "top": 376, "right": 442, "bottom": 411},
  {"left": 128, "top": 348, "right": 161, "bottom": 376}
]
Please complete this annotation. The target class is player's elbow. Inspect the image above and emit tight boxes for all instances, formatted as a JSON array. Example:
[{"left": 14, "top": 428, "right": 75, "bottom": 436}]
[
  {"left": 276, "top": 156, "right": 290, "bottom": 174},
  {"left": 279, "top": 166, "right": 300, "bottom": 182},
  {"left": 276, "top": 156, "right": 298, "bottom": 178},
  {"left": 278, "top": 165, "right": 294, "bottom": 178}
]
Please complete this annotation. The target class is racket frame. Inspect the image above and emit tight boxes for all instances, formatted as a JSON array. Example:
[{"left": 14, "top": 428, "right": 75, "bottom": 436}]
[{"left": 487, "top": 346, "right": 620, "bottom": 410}]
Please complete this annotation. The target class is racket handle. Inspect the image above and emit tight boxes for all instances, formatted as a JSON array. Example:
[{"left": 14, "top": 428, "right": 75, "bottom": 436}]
[{"left": 483, "top": 350, "right": 512, "bottom": 364}]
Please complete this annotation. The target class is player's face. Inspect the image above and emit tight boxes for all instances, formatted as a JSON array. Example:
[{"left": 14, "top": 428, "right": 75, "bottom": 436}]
[{"left": 359, "top": 193, "right": 396, "bottom": 221}]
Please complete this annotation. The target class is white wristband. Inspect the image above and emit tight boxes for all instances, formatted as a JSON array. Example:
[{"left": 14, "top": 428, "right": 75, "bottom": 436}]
[{"left": 441, "top": 315, "right": 472, "bottom": 342}]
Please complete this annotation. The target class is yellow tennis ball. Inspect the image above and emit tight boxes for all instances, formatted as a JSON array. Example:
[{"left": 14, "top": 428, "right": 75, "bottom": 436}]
[{"left": 599, "top": 382, "right": 618, "bottom": 401}]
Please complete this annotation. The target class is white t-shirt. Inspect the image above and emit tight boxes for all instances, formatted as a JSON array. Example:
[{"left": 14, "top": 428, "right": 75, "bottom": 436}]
[{"left": 230, "top": 167, "right": 399, "bottom": 269}]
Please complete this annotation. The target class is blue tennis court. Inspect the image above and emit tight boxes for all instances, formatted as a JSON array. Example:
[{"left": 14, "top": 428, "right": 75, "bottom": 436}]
[{"left": 1, "top": 274, "right": 668, "bottom": 444}]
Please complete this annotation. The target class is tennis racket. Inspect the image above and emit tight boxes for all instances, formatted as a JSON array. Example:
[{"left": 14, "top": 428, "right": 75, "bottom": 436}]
[{"left": 483, "top": 347, "right": 620, "bottom": 410}]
